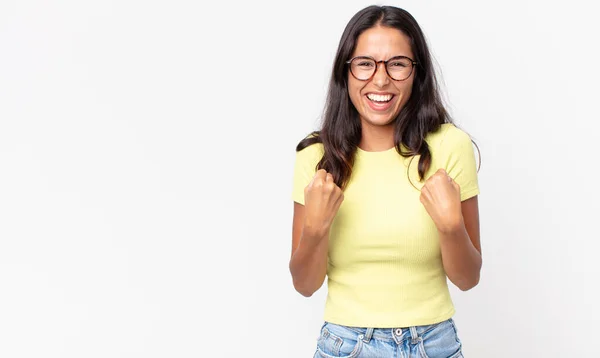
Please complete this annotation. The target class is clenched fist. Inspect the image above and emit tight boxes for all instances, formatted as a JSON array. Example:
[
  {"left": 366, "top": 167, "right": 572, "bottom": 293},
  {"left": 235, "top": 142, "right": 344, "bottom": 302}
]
[
  {"left": 303, "top": 169, "right": 344, "bottom": 237},
  {"left": 420, "top": 168, "right": 463, "bottom": 233}
]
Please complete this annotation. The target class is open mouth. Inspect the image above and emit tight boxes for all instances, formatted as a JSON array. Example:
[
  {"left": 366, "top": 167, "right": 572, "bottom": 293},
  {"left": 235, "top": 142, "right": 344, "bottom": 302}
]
[
  {"left": 366, "top": 93, "right": 394, "bottom": 103},
  {"left": 365, "top": 93, "right": 395, "bottom": 111}
]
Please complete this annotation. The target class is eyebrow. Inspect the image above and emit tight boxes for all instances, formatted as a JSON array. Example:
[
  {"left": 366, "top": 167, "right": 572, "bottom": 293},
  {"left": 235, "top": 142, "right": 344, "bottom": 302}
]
[{"left": 351, "top": 54, "right": 413, "bottom": 60}]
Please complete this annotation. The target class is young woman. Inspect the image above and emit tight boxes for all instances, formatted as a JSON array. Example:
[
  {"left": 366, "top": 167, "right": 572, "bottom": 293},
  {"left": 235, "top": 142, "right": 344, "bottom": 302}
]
[{"left": 290, "top": 5, "right": 481, "bottom": 358}]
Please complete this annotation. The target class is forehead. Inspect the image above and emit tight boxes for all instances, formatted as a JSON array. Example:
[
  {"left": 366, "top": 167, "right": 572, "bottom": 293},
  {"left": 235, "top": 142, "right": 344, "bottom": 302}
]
[{"left": 352, "top": 26, "right": 413, "bottom": 59}]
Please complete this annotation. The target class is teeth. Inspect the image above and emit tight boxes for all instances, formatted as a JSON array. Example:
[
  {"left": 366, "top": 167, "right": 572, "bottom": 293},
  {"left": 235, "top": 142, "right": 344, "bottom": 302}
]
[{"left": 367, "top": 93, "right": 393, "bottom": 102}]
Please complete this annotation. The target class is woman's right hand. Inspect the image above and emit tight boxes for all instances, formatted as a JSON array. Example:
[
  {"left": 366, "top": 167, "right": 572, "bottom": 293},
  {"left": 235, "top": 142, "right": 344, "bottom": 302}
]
[{"left": 303, "top": 169, "right": 344, "bottom": 238}]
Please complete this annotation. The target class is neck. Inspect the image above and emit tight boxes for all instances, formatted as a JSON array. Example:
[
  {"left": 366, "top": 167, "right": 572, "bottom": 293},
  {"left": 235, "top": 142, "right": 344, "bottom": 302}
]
[{"left": 358, "top": 122, "right": 395, "bottom": 152}]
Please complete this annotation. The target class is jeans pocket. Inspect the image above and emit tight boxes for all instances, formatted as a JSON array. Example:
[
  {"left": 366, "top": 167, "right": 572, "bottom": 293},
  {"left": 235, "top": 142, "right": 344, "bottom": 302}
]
[
  {"left": 315, "top": 323, "right": 364, "bottom": 358},
  {"left": 418, "top": 319, "right": 462, "bottom": 358}
]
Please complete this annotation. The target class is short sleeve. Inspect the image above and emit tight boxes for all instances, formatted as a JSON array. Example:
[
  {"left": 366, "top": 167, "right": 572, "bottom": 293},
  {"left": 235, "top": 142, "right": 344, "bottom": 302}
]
[
  {"left": 437, "top": 125, "right": 480, "bottom": 201},
  {"left": 291, "top": 143, "right": 324, "bottom": 205}
]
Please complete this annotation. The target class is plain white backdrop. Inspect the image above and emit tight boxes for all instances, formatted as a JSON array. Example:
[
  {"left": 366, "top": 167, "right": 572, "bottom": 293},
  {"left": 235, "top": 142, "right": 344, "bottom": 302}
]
[{"left": 1, "top": 0, "right": 599, "bottom": 357}]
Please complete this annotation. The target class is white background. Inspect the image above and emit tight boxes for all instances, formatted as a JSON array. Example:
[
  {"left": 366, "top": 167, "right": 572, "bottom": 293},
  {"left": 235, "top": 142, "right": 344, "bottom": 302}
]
[{"left": 1, "top": 0, "right": 599, "bottom": 357}]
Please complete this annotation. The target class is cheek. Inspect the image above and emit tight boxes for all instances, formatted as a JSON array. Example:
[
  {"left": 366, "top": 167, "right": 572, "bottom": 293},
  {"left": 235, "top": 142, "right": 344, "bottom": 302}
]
[
  {"left": 347, "top": 80, "right": 363, "bottom": 109},
  {"left": 395, "top": 81, "right": 414, "bottom": 105}
]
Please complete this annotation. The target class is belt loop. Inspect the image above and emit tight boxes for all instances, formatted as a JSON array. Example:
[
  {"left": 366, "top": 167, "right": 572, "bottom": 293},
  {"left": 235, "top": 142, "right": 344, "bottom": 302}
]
[
  {"left": 409, "top": 326, "right": 420, "bottom": 344},
  {"left": 362, "top": 327, "right": 374, "bottom": 343}
]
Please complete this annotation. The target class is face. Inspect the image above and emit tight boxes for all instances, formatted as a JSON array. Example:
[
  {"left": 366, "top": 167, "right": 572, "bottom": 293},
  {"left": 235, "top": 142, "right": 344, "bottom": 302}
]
[{"left": 347, "top": 26, "right": 416, "bottom": 128}]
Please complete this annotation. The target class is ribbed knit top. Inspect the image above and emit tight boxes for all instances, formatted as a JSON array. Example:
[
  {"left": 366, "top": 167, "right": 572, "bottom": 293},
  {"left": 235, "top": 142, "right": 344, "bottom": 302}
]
[{"left": 292, "top": 123, "right": 480, "bottom": 328}]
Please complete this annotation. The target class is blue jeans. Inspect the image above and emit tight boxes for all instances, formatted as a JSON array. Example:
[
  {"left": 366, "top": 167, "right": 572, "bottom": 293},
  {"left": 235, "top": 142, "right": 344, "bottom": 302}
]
[{"left": 314, "top": 318, "right": 463, "bottom": 358}]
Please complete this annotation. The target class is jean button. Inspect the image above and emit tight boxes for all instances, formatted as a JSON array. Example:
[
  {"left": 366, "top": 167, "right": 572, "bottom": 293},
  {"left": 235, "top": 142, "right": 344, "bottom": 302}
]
[{"left": 395, "top": 328, "right": 402, "bottom": 336}]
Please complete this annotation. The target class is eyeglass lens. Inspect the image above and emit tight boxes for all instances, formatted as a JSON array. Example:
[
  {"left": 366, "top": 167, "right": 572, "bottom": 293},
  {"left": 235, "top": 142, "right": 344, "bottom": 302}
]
[{"left": 350, "top": 57, "right": 413, "bottom": 81}]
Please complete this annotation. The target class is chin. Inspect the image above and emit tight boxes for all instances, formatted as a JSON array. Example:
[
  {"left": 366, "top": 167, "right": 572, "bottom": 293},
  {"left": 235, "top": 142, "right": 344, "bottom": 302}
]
[{"left": 363, "top": 114, "right": 397, "bottom": 126}]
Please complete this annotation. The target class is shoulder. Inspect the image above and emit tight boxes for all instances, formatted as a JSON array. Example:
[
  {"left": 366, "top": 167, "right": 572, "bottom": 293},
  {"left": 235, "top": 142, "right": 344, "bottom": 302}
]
[
  {"left": 426, "top": 123, "right": 472, "bottom": 151},
  {"left": 297, "top": 141, "right": 324, "bottom": 155},
  {"left": 294, "top": 137, "right": 324, "bottom": 166}
]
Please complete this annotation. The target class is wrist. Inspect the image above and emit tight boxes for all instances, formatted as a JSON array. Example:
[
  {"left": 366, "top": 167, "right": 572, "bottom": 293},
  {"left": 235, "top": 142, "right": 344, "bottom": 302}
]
[
  {"left": 437, "top": 217, "right": 465, "bottom": 235},
  {"left": 302, "top": 222, "right": 329, "bottom": 242}
]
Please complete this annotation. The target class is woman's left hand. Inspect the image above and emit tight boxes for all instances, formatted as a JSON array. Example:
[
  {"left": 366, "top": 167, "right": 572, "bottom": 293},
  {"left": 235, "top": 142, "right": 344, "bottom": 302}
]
[{"left": 420, "top": 168, "right": 464, "bottom": 233}]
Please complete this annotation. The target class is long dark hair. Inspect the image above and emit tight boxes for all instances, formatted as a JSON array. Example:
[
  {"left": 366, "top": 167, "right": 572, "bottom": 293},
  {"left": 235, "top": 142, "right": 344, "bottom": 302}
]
[{"left": 296, "top": 5, "right": 458, "bottom": 189}]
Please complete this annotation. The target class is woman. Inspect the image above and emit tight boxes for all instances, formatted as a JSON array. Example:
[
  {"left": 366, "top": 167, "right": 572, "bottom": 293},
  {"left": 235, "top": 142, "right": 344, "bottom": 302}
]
[{"left": 290, "top": 5, "right": 481, "bottom": 358}]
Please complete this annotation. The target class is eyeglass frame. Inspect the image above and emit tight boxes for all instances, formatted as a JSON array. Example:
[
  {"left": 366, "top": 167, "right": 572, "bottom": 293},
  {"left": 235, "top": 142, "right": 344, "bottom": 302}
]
[{"left": 345, "top": 55, "right": 418, "bottom": 81}]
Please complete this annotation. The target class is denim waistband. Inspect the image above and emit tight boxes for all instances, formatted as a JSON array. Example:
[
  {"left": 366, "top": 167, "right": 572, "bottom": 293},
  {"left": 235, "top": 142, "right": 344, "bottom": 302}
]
[{"left": 323, "top": 318, "right": 452, "bottom": 344}]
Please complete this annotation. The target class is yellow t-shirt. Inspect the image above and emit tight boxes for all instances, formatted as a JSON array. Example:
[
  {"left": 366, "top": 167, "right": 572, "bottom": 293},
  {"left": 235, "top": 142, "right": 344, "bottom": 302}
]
[{"left": 291, "top": 123, "right": 480, "bottom": 328}]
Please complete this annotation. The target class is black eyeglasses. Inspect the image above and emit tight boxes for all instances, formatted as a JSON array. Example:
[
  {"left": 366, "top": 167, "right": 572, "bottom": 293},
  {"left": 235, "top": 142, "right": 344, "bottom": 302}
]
[{"left": 346, "top": 56, "right": 418, "bottom": 81}]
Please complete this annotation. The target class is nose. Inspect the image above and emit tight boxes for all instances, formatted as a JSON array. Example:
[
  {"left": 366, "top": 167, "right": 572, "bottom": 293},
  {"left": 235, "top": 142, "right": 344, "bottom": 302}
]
[{"left": 372, "top": 61, "right": 390, "bottom": 88}]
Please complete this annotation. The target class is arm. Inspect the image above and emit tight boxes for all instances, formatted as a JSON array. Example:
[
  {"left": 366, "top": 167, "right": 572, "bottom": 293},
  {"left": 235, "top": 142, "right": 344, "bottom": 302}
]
[
  {"left": 289, "top": 169, "right": 343, "bottom": 297},
  {"left": 289, "top": 202, "right": 329, "bottom": 297},
  {"left": 438, "top": 196, "right": 482, "bottom": 291}
]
